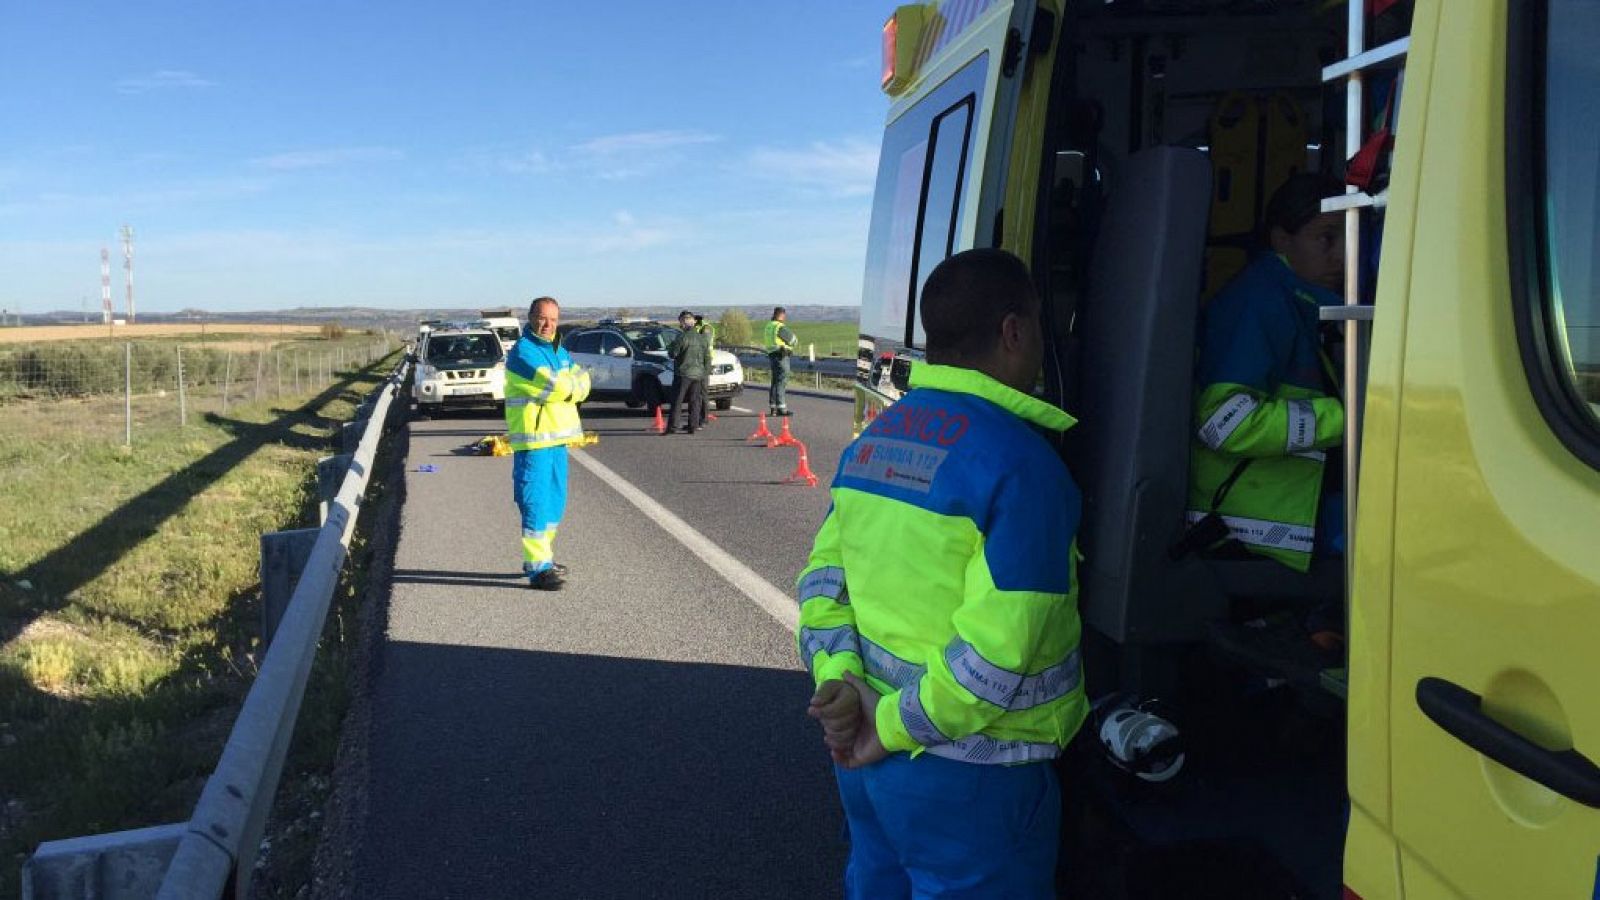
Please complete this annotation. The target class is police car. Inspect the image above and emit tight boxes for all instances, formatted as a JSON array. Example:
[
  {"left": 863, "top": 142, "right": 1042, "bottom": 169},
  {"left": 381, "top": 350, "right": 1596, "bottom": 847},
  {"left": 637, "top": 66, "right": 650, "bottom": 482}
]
[{"left": 563, "top": 320, "right": 742, "bottom": 412}]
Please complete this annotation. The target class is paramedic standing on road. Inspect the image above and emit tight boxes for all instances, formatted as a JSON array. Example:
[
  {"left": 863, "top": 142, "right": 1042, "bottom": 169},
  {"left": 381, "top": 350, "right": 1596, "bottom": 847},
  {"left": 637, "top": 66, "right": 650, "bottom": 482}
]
[
  {"left": 763, "top": 306, "right": 797, "bottom": 417},
  {"left": 504, "top": 297, "right": 590, "bottom": 590},
  {"left": 798, "top": 249, "right": 1088, "bottom": 898}
]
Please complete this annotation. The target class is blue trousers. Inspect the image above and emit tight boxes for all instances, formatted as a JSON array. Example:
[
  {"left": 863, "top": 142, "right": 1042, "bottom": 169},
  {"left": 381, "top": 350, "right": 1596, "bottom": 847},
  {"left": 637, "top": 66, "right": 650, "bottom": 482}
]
[
  {"left": 834, "top": 753, "right": 1060, "bottom": 899},
  {"left": 512, "top": 447, "right": 568, "bottom": 576},
  {"left": 1316, "top": 491, "right": 1346, "bottom": 558}
]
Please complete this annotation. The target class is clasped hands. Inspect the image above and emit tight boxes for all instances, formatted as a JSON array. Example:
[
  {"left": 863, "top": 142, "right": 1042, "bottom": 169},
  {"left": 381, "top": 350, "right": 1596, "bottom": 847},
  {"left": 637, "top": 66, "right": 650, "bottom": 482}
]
[{"left": 807, "top": 671, "right": 890, "bottom": 769}]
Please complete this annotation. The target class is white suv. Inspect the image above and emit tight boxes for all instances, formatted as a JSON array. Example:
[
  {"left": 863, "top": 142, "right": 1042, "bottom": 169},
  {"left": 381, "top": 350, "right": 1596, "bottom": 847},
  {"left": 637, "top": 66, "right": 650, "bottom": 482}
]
[
  {"left": 563, "top": 322, "right": 743, "bottom": 412},
  {"left": 412, "top": 327, "right": 506, "bottom": 415}
]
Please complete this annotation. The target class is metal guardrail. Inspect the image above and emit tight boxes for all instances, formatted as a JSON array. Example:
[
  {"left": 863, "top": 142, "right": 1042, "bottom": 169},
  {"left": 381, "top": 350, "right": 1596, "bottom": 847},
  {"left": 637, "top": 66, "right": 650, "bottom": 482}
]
[
  {"left": 23, "top": 358, "right": 411, "bottom": 900},
  {"left": 727, "top": 346, "right": 857, "bottom": 378}
]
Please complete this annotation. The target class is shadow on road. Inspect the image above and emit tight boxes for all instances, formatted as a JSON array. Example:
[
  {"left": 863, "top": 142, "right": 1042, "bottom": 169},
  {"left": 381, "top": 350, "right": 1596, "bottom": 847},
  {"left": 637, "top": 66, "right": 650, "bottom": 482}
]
[
  {"left": 389, "top": 570, "right": 529, "bottom": 590},
  {"left": 355, "top": 642, "right": 846, "bottom": 899}
]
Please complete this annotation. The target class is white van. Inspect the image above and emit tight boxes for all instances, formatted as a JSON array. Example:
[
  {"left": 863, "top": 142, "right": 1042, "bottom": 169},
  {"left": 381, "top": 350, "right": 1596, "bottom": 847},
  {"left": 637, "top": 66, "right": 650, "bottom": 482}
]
[{"left": 476, "top": 314, "right": 522, "bottom": 354}]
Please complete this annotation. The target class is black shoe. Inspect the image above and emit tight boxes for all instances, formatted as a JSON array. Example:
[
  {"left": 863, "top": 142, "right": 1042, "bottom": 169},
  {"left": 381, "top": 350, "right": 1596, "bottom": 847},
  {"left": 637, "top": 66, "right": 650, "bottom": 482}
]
[
  {"left": 550, "top": 563, "right": 568, "bottom": 577},
  {"left": 778, "top": 408, "right": 793, "bottom": 417},
  {"left": 686, "top": 428, "right": 696, "bottom": 434},
  {"left": 529, "top": 569, "right": 565, "bottom": 591}
]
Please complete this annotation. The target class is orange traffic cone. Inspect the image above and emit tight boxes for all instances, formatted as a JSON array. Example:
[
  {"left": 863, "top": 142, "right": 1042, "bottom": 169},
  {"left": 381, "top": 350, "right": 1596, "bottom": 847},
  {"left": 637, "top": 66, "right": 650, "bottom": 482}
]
[
  {"left": 785, "top": 441, "right": 819, "bottom": 487},
  {"left": 774, "top": 416, "right": 800, "bottom": 448},
  {"left": 652, "top": 405, "right": 667, "bottom": 434},
  {"left": 747, "top": 412, "right": 774, "bottom": 443}
]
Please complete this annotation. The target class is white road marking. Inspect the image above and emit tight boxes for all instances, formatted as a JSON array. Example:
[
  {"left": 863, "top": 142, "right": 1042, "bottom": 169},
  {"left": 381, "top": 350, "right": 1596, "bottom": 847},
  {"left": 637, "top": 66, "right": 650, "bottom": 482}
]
[
  {"left": 731, "top": 405, "right": 753, "bottom": 413},
  {"left": 569, "top": 449, "right": 799, "bottom": 634}
]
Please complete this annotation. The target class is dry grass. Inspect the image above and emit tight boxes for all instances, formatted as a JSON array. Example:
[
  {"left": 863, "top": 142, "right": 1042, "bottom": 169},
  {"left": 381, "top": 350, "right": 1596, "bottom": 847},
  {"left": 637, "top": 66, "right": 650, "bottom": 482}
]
[
  {"left": 0, "top": 323, "right": 322, "bottom": 344},
  {"left": 0, "top": 351, "right": 399, "bottom": 898}
]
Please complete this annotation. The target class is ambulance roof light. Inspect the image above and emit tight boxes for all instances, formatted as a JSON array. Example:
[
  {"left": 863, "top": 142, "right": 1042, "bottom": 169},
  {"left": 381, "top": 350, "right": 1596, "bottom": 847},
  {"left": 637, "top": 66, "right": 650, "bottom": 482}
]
[{"left": 882, "top": 5, "right": 929, "bottom": 96}]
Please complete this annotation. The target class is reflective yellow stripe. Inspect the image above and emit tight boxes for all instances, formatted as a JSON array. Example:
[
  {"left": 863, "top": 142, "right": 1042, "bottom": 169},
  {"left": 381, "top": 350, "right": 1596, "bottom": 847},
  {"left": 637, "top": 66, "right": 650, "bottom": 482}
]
[{"left": 508, "top": 427, "right": 584, "bottom": 446}]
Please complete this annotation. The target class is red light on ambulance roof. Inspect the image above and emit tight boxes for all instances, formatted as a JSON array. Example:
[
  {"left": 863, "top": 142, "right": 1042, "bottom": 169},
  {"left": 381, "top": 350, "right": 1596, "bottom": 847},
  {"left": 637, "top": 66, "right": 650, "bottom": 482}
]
[{"left": 882, "top": 15, "right": 899, "bottom": 90}]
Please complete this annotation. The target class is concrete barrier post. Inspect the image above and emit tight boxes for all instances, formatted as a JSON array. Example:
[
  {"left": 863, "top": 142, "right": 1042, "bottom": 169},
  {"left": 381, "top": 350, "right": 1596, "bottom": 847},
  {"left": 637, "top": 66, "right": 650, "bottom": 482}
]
[
  {"left": 259, "top": 528, "right": 320, "bottom": 648},
  {"left": 341, "top": 419, "right": 367, "bottom": 454},
  {"left": 316, "top": 454, "right": 354, "bottom": 525},
  {"left": 22, "top": 822, "right": 185, "bottom": 900}
]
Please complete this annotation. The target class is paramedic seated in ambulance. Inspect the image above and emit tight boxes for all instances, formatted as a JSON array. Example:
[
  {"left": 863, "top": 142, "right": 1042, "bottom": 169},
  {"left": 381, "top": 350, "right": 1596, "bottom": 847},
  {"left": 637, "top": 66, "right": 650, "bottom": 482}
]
[{"left": 1188, "top": 173, "right": 1347, "bottom": 574}]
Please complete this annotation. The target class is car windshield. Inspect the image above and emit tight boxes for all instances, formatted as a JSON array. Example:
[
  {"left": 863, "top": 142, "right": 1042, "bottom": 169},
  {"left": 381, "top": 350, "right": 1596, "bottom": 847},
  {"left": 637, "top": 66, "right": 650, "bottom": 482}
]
[
  {"left": 492, "top": 326, "right": 520, "bottom": 343},
  {"left": 625, "top": 327, "right": 679, "bottom": 353},
  {"left": 426, "top": 334, "right": 502, "bottom": 364}
]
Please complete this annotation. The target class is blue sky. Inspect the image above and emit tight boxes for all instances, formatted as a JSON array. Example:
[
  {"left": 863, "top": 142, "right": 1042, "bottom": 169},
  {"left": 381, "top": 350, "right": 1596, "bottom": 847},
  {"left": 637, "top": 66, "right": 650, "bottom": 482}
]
[{"left": 0, "top": 2, "right": 890, "bottom": 313}]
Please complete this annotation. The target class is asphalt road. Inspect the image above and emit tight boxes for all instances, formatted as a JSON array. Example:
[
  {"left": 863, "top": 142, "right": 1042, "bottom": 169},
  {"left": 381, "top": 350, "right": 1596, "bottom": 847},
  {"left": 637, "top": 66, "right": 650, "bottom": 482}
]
[{"left": 347, "top": 387, "right": 857, "bottom": 899}]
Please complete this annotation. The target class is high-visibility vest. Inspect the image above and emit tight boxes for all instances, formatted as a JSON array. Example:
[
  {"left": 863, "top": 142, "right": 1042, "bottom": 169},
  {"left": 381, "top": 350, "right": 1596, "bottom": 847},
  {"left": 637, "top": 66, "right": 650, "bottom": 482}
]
[
  {"left": 763, "top": 320, "right": 795, "bottom": 353},
  {"left": 797, "top": 363, "right": 1088, "bottom": 765},
  {"left": 503, "top": 327, "right": 591, "bottom": 451},
  {"left": 1188, "top": 254, "right": 1344, "bottom": 571}
]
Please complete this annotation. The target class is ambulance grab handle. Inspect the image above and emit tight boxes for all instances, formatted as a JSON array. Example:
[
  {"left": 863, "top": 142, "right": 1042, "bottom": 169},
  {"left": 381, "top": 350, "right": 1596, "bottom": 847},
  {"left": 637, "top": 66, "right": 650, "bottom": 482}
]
[{"left": 1416, "top": 677, "right": 1600, "bottom": 809}]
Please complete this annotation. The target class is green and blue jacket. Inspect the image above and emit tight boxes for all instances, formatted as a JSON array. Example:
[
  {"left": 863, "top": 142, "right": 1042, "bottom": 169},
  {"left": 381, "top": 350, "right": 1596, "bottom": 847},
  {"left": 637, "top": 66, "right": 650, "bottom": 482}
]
[
  {"left": 797, "top": 363, "right": 1088, "bottom": 765},
  {"left": 1189, "top": 253, "right": 1344, "bottom": 570},
  {"left": 504, "top": 326, "right": 591, "bottom": 451}
]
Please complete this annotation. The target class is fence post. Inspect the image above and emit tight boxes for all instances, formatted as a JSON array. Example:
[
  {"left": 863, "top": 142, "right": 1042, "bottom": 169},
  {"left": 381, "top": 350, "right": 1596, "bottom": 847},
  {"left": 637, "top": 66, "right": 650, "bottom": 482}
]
[
  {"left": 221, "top": 350, "right": 234, "bottom": 414},
  {"left": 254, "top": 350, "right": 265, "bottom": 404},
  {"left": 275, "top": 350, "right": 283, "bottom": 400},
  {"left": 177, "top": 346, "right": 187, "bottom": 427},
  {"left": 124, "top": 342, "right": 132, "bottom": 446}
]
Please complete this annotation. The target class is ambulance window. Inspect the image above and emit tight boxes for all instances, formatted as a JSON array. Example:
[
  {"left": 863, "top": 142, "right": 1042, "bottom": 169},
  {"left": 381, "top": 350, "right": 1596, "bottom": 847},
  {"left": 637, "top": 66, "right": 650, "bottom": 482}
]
[
  {"left": 909, "top": 99, "right": 975, "bottom": 348},
  {"left": 1515, "top": 0, "right": 1600, "bottom": 465},
  {"left": 858, "top": 55, "right": 990, "bottom": 352}
]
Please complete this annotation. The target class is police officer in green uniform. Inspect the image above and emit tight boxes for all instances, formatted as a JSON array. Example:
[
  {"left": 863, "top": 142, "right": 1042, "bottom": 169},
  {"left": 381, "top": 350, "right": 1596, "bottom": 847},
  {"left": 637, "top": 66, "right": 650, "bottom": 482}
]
[
  {"left": 666, "top": 310, "right": 711, "bottom": 434},
  {"left": 763, "top": 306, "right": 797, "bottom": 417}
]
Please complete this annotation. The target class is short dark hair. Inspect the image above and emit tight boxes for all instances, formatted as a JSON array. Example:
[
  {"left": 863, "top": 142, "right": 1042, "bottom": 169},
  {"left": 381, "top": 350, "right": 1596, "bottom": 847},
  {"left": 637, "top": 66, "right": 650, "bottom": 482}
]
[
  {"left": 528, "top": 296, "right": 560, "bottom": 319},
  {"left": 1262, "top": 173, "right": 1344, "bottom": 241},
  {"left": 919, "top": 249, "right": 1038, "bottom": 360},
  {"left": 772, "top": 306, "right": 787, "bottom": 318}
]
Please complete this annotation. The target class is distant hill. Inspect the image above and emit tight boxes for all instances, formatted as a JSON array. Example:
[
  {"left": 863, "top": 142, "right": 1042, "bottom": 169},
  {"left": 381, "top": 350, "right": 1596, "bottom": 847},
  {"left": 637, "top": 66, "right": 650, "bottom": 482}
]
[{"left": 14, "top": 303, "right": 859, "bottom": 331}]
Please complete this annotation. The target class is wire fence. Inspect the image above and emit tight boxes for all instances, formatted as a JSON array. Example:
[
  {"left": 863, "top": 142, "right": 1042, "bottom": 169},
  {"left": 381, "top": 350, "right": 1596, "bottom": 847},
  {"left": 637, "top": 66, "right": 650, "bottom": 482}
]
[{"left": 0, "top": 334, "right": 401, "bottom": 445}]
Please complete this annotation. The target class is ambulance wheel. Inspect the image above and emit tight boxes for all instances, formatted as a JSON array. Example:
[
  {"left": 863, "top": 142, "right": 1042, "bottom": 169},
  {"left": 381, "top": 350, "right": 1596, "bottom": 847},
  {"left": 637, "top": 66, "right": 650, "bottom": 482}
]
[{"left": 714, "top": 398, "right": 732, "bottom": 411}]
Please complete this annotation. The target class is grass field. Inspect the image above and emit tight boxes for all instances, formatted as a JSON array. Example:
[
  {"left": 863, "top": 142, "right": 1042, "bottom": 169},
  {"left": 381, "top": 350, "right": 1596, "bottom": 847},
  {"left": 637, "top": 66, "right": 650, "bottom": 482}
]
[
  {"left": 782, "top": 320, "right": 858, "bottom": 358},
  {"left": 0, "top": 352, "right": 399, "bottom": 898}
]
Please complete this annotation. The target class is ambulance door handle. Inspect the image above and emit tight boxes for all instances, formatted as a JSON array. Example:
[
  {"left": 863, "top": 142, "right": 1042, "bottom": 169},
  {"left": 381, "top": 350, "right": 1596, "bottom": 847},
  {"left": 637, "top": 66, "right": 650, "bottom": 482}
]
[{"left": 1416, "top": 677, "right": 1600, "bottom": 809}]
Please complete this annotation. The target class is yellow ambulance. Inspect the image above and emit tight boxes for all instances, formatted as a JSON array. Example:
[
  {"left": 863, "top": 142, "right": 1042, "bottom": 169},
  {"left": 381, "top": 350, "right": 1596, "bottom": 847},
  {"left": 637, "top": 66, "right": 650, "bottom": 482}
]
[{"left": 854, "top": 1, "right": 1600, "bottom": 896}]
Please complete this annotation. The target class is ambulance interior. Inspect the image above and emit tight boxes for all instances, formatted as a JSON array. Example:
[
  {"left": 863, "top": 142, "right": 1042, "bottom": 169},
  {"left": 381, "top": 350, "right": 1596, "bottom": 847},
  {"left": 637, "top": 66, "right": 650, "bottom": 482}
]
[{"left": 1036, "top": 2, "right": 1407, "bottom": 894}]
